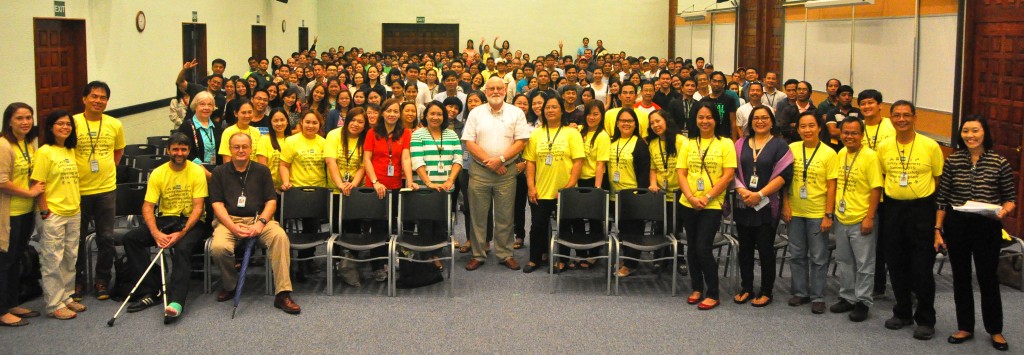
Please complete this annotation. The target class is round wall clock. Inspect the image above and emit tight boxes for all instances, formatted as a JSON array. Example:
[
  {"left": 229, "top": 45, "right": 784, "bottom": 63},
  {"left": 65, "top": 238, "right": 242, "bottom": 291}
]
[{"left": 136, "top": 11, "right": 146, "bottom": 32}]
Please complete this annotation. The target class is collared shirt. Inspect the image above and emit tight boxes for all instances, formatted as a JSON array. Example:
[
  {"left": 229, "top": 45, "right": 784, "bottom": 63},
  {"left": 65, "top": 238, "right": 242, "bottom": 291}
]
[
  {"left": 461, "top": 102, "right": 531, "bottom": 164},
  {"left": 190, "top": 116, "right": 216, "bottom": 165},
  {"left": 209, "top": 161, "right": 277, "bottom": 217}
]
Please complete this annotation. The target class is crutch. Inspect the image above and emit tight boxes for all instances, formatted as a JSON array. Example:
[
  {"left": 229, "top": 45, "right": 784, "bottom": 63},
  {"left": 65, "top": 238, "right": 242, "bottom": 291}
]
[
  {"left": 107, "top": 248, "right": 167, "bottom": 327},
  {"left": 159, "top": 250, "right": 171, "bottom": 324}
]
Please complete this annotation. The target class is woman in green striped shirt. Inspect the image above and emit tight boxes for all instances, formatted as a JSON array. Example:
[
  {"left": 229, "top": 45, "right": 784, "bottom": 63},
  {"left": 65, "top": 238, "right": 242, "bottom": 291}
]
[{"left": 410, "top": 101, "right": 463, "bottom": 244}]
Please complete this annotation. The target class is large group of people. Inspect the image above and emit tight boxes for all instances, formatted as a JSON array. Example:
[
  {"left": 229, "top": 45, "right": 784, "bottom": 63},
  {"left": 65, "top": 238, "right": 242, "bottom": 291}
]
[{"left": 0, "top": 35, "right": 1017, "bottom": 351}]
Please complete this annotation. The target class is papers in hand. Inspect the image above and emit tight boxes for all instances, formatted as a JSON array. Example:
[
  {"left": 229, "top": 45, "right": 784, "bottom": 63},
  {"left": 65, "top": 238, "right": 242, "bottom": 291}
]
[
  {"left": 752, "top": 195, "right": 770, "bottom": 211},
  {"left": 952, "top": 201, "right": 1002, "bottom": 219}
]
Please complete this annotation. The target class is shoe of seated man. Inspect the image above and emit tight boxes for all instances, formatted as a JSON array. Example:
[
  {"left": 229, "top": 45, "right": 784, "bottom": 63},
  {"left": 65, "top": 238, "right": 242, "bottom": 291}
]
[{"left": 127, "top": 292, "right": 162, "bottom": 313}]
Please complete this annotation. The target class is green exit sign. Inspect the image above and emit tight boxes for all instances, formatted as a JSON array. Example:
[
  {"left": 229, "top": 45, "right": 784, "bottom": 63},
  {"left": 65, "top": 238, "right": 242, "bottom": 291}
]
[
  {"left": 54, "top": 1, "right": 65, "bottom": 17},
  {"left": 416, "top": 16, "right": 424, "bottom": 23}
]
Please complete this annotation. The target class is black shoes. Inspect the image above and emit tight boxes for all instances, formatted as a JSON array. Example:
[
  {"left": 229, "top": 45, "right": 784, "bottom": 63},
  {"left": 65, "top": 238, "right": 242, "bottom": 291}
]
[
  {"left": 884, "top": 316, "right": 913, "bottom": 330},
  {"left": 848, "top": 302, "right": 869, "bottom": 322},
  {"left": 913, "top": 325, "right": 936, "bottom": 340},
  {"left": 830, "top": 299, "right": 854, "bottom": 313},
  {"left": 127, "top": 292, "right": 161, "bottom": 313}
]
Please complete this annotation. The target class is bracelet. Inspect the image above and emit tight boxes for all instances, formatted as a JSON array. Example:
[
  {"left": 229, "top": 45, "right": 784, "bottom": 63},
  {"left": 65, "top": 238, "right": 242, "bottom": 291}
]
[{"left": 757, "top": 191, "right": 765, "bottom": 199}]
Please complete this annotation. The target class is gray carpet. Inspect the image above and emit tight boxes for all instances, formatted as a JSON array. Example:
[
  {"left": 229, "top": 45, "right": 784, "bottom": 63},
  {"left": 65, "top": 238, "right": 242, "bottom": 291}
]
[{"left": 2, "top": 217, "right": 1021, "bottom": 354}]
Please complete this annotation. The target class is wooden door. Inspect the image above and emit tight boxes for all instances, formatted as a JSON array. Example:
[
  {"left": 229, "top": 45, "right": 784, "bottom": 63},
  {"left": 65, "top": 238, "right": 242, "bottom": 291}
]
[
  {"left": 33, "top": 19, "right": 87, "bottom": 118},
  {"left": 381, "top": 24, "right": 459, "bottom": 54},
  {"left": 252, "top": 25, "right": 267, "bottom": 59},
  {"left": 182, "top": 23, "right": 208, "bottom": 83},
  {"left": 960, "top": 0, "right": 1024, "bottom": 235},
  {"left": 737, "top": 0, "right": 784, "bottom": 74},
  {"left": 298, "top": 27, "right": 308, "bottom": 52}
]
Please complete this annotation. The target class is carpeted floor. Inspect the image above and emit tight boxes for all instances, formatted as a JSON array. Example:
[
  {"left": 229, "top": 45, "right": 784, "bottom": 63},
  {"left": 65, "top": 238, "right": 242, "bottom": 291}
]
[{"left": 2, "top": 217, "right": 1021, "bottom": 354}]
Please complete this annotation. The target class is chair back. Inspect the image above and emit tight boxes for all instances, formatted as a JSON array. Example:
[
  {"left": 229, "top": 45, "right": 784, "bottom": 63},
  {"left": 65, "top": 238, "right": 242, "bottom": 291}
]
[
  {"left": 615, "top": 188, "right": 665, "bottom": 223},
  {"left": 115, "top": 183, "right": 147, "bottom": 217},
  {"left": 116, "top": 165, "right": 144, "bottom": 184},
  {"left": 134, "top": 154, "right": 169, "bottom": 171},
  {"left": 281, "top": 186, "right": 332, "bottom": 221},
  {"left": 147, "top": 136, "right": 171, "bottom": 150},
  {"left": 123, "top": 144, "right": 157, "bottom": 158},
  {"left": 341, "top": 187, "right": 391, "bottom": 222},
  {"left": 557, "top": 187, "right": 608, "bottom": 222},
  {"left": 399, "top": 189, "right": 450, "bottom": 223}
]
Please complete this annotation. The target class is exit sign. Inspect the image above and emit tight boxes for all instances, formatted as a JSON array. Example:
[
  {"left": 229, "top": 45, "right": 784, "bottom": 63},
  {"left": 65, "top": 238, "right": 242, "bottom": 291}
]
[
  {"left": 54, "top": 1, "right": 65, "bottom": 17},
  {"left": 416, "top": 16, "right": 424, "bottom": 23}
]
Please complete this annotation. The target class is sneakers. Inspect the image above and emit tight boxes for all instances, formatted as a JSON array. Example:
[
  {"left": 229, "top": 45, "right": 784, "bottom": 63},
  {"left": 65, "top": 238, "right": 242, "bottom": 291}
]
[
  {"left": 373, "top": 269, "right": 388, "bottom": 282},
  {"left": 849, "top": 302, "right": 869, "bottom": 322},
  {"left": 95, "top": 282, "right": 110, "bottom": 300},
  {"left": 127, "top": 293, "right": 161, "bottom": 313},
  {"left": 885, "top": 316, "right": 914, "bottom": 330},
  {"left": 913, "top": 325, "right": 936, "bottom": 340},
  {"left": 64, "top": 301, "right": 87, "bottom": 313},
  {"left": 47, "top": 307, "right": 77, "bottom": 320},
  {"left": 830, "top": 299, "right": 855, "bottom": 313}
]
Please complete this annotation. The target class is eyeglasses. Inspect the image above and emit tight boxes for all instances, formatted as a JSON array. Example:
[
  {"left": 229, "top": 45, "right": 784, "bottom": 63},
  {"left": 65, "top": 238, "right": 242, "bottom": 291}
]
[{"left": 230, "top": 145, "right": 251, "bottom": 151}]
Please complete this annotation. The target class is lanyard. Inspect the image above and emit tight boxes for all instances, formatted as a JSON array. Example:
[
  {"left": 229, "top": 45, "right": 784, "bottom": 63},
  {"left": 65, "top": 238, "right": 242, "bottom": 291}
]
[
  {"left": 615, "top": 135, "right": 634, "bottom": 166},
  {"left": 697, "top": 136, "right": 712, "bottom": 174},
  {"left": 868, "top": 122, "right": 882, "bottom": 150},
  {"left": 387, "top": 135, "right": 394, "bottom": 162},
  {"left": 840, "top": 150, "right": 859, "bottom": 200},
  {"left": 657, "top": 138, "right": 668, "bottom": 171},
  {"left": 85, "top": 116, "right": 103, "bottom": 157},
  {"left": 15, "top": 139, "right": 32, "bottom": 180},
  {"left": 545, "top": 126, "right": 563, "bottom": 152},
  {"left": 237, "top": 160, "right": 251, "bottom": 197},
  {"left": 802, "top": 142, "right": 821, "bottom": 184},
  {"left": 897, "top": 138, "right": 915, "bottom": 173},
  {"left": 750, "top": 136, "right": 771, "bottom": 175},
  {"left": 765, "top": 90, "right": 777, "bottom": 108},
  {"left": 430, "top": 130, "right": 445, "bottom": 156}
]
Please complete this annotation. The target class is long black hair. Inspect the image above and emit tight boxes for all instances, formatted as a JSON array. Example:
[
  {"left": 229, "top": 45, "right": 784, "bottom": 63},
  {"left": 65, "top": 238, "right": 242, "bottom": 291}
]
[
  {"left": 526, "top": 91, "right": 547, "bottom": 126},
  {"left": 957, "top": 114, "right": 994, "bottom": 150},
  {"left": 373, "top": 98, "right": 405, "bottom": 140},
  {"left": 342, "top": 107, "right": 368, "bottom": 158},
  {"left": 611, "top": 108, "right": 639, "bottom": 141},
  {"left": 688, "top": 101, "right": 724, "bottom": 139},
  {"left": 646, "top": 109, "right": 680, "bottom": 156},
  {"left": 580, "top": 100, "right": 606, "bottom": 147},
  {"left": 267, "top": 108, "right": 292, "bottom": 151},
  {"left": 43, "top": 110, "right": 77, "bottom": 148}
]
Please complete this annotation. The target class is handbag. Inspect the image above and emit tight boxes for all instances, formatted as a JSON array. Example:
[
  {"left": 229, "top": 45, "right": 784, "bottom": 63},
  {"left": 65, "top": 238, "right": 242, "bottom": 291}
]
[{"left": 997, "top": 250, "right": 1022, "bottom": 290}]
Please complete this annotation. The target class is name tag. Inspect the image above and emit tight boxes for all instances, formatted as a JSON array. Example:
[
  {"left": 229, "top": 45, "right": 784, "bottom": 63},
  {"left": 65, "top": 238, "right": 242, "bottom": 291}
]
[
  {"left": 612, "top": 171, "right": 620, "bottom": 182},
  {"left": 799, "top": 185, "right": 808, "bottom": 199},
  {"left": 544, "top": 154, "right": 553, "bottom": 166},
  {"left": 838, "top": 200, "right": 846, "bottom": 213},
  {"left": 236, "top": 195, "right": 247, "bottom": 208},
  {"left": 899, "top": 172, "right": 909, "bottom": 187},
  {"left": 387, "top": 163, "right": 395, "bottom": 177},
  {"left": 696, "top": 178, "right": 705, "bottom": 191},
  {"left": 90, "top": 159, "right": 100, "bottom": 173},
  {"left": 748, "top": 175, "right": 759, "bottom": 188}
]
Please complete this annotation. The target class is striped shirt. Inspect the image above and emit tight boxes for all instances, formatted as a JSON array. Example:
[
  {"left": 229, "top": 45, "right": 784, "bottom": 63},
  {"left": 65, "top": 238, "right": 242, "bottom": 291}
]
[
  {"left": 936, "top": 149, "right": 1016, "bottom": 210},
  {"left": 410, "top": 128, "right": 463, "bottom": 184}
]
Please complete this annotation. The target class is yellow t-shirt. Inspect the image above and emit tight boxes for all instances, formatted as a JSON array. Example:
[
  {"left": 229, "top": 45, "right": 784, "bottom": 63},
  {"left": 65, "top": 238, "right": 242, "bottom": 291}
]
[
  {"left": 523, "top": 126, "right": 586, "bottom": 200},
  {"left": 218, "top": 125, "right": 262, "bottom": 158},
  {"left": 10, "top": 140, "right": 36, "bottom": 216},
  {"left": 862, "top": 117, "right": 895, "bottom": 151},
  {"left": 608, "top": 136, "right": 639, "bottom": 201},
  {"left": 256, "top": 134, "right": 285, "bottom": 189},
  {"left": 280, "top": 134, "right": 327, "bottom": 187},
  {"left": 144, "top": 161, "right": 208, "bottom": 216},
  {"left": 876, "top": 134, "right": 944, "bottom": 200},
  {"left": 604, "top": 108, "right": 650, "bottom": 140},
  {"left": 31, "top": 145, "right": 80, "bottom": 216},
  {"left": 649, "top": 134, "right": 687, "bottom": 202},
  {"left": 834, "top": 147, "right": 883, "bottom": 225},
  {"left": 788, "top": 142, "right": 839, "bottom": 218},
  {"left": 580, "top": 130, "right": 610, "bottom": 180},
  {"left": 324, "top": 128, "right": 364, "bottom": 191},
  {"left": 677, "top": 136, "right": 736, "bottom": 210},
  {"left": 73, "top": 113, "right": 125, "bottom": 195}
]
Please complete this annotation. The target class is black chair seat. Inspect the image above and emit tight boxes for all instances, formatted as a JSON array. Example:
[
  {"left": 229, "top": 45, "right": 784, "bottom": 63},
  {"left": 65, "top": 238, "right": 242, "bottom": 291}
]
[
  {"left": 618, "top": 233, "right": 674, "bottom": 251},
  {"left": 290, "top": 232, "right": 331, "bottom": 249},
  {"left": 555, "top": 232, "right": 607, "bottom": 249},
  {"left": 334, "top": 232, "right": 390, "bottom": 250}
]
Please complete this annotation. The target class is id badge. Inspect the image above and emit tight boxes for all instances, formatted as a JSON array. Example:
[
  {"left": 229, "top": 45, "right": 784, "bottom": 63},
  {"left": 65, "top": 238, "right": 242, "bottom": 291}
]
[
  {"left": 799, "top": 185, "right": 808, "bottom": 199},
  {"left": 236, "top": 195, "right": 247, "bottom": 208},
  {"left": 90, "top": 159, "right": 100, "bottom": 173},
  {"left": 613, "top": 171, "right": 620, "bottom": 182},
  {"left": 544, "top": 154, "right": 553, "bottom": 166},
  {"left": 696, "top": 178, "right": 705, "bottom": 191},
  {"left": 748, "top": 175, "right": 759, "bottom": 188},
  {"left": 437, "top": 161, "right": 445, "bottom": 172},
  {"left": 387, "top": 163, "right": 395, "bottom": 177},
  {"left": 899, "top": 172, "right": 909, "bottom": 187},
  {"left": 343, "top": 172, "right": 351, "bottom": 183},
  {"left": 838, "top": 200, "right": 847, "bottom": 213}
]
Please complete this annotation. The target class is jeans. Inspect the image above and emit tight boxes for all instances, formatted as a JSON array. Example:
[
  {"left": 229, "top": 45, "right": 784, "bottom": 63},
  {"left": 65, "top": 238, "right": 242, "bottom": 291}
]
[
  {"left": 833, "top": 216, "right": 877, "bottom": 306},
  {"left": 787, "top": 216, "right": 829, "bottom": 302}
]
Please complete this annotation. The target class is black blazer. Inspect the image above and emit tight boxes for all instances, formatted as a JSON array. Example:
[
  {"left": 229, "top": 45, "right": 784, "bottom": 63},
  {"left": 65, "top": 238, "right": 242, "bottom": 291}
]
[{"left": 177, "top": 117, "right": 224, "bottom": 165}]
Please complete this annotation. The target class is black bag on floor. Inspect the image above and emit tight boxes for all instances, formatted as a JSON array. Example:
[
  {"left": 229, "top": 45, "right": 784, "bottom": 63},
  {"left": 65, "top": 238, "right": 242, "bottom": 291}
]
[
  {"left": 18, "top": 244, "right": 42, "bottom": 304},
  {"left": 997, "top": 250, "right": 1022, "bottom": 290},
  {"left": 110, "top": 253, "right": 138, "bottom": 302},
  {"left": 396, "top": 257, "right": 444, "bottom": 289}
]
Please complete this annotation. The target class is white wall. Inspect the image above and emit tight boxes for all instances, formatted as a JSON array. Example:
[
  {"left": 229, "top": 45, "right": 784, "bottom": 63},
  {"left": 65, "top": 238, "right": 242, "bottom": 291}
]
[
  {"left": 2, "top": 0, "right": 319, "bottom": 113},
  {"left": 318, "top": 0, "right": 670, "bottom": 59}
]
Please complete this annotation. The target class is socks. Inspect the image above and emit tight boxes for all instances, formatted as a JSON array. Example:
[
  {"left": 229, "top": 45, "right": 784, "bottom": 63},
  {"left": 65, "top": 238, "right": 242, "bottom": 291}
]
[{"left": 165, "top": 302, "right": 182, "bottom": 317}]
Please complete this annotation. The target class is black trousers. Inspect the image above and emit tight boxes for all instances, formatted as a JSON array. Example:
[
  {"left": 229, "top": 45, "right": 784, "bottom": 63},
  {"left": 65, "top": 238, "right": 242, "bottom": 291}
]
[
  {"left": 945, "top": 210, "right": 1004, "bottom": 334},
  {"left": 0, "top": 213, "right": 34, "bottom": 311},
  {"left": 77, "top": 190, "right": 117, "bottom": 285},
  {"left": 881, "top": 195, "right": 937, "bottom": 326},
  {"left": 528, "top": 199, "right": 569, "bottom": 265},
  {"left": 514, "top": 173, "right": 528, "bottom": 240},
  {"left": 736, "top": 222, "right": 777, "bottom": 297},
  {"left": 122, "top": 217, "right": 207, "bottom": 304},
  {"left": 680, "top": 206, "right": 722, "bottom": 299}
]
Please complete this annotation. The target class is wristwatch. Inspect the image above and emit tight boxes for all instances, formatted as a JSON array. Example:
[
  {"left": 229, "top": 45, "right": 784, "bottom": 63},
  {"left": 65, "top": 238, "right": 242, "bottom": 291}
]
[
  {"left": 499, "top": 155, "right": 506, "bottom": 163},
  {"left": 258, "top": 217, "right": 268, "bottom": 224},
  {"left": 824, "top": 213, "right": 835, "bottom": 219}
]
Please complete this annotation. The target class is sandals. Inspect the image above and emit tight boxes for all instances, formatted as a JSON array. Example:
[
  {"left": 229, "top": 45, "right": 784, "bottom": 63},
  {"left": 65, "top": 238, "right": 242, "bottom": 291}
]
[
  {"left": 65, "top": 301, "right": 87, "bottom": 313},
  {"left": 752, "top": 295, "right": 773, "bottom": 307},
  {"left": 0, "top": 314, "right": 28, "bottom": 327},
  {"left": 734, "top": 291, "right": 751, "bottom": 304},
  {"left": 687, "top": 291, "right": 703, "bottom": 304},
  {"left": 47, "top": 307, "right": 77, "bottom": 320},
  {"left": 458, "top": 243, "right": 472, "bottom": 253},
  {"left": 578, "top": 260, "right": 592, "bottom": 270},
  {"left": 513, "top": 238, "right": 524, "bottom": 249},
  {"left": 9, "top": 307, "right": 40, "bottom": 318},
  {"left": 698, "top": 298, "right": 720, "bottom": 310}
]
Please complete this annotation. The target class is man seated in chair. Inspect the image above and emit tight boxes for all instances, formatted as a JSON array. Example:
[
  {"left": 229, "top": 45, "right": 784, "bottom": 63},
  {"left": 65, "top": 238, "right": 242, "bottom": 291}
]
[
  {"left": 122, "top": 133, "right": 209, "bottom": 323},
  {"left": 208, "top": 132, "right": 300, "bottom": 314}
]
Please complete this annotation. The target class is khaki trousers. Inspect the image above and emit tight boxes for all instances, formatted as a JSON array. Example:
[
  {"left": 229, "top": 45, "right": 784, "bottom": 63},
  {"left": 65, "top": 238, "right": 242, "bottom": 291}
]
[
  {"left": 210, "top": 216, "right": 292, "bottom": 294},
  {"left": 39, "top": 213, "right": 81, "bottom": 313},
  {"left": 468, "top": 166, "right": 517, "bottom": 261}
]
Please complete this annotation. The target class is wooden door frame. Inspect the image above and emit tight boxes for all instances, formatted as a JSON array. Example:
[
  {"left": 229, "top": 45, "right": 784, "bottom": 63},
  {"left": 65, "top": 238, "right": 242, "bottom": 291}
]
[
  {"left": 32, "top": 17, "right": 87, "bottom": 123},
  {"left": 182, "top": 23, "right": 208, "bottom": 83},
  {"left": 251, "top": 25, "right": 267, "bottom": 59},
  {"left": 298, "top": 27, "right": 309, "bottom": 52}
]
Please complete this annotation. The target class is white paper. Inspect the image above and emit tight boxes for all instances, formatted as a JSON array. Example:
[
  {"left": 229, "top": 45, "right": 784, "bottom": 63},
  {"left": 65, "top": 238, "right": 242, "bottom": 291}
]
[
  {"left": 952, "top": 200, "right": 1002, "bottom": 219},
  {"left": 752, "top": 196, "right": 770, "bottom": 211}
]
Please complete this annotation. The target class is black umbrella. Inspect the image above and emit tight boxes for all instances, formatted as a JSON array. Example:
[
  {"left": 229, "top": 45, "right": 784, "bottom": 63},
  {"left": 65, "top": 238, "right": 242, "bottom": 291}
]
[{"left": 231, "top": 215, "right": 260, "bottom": 319}]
